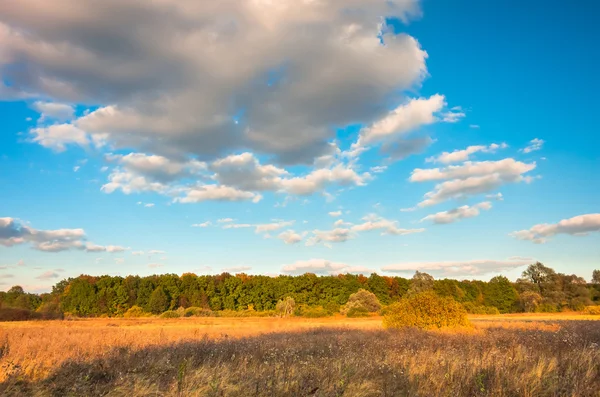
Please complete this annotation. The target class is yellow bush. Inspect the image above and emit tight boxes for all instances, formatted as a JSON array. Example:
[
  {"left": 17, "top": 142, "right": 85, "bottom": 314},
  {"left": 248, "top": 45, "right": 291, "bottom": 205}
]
[
  {"left": 383, "top": 292, "right": 470, "bottom": 330},
  {"left": 123, "top": 306, "right": 150, "bottom": 318},
  {"left": 583, "top": 305, "right": 600, "bottom": 315}
]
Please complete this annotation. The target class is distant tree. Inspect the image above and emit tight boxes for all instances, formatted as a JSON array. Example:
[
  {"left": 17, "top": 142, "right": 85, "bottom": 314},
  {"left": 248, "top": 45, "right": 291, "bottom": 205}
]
[
  {"left": 408, "top": 271, "right": 434, "bottom": 295},
  {"left": 520, "top": 291, "right": 542, "bottom": 312},
  {"left": 342, "top": 288, "right": 381, "bottom": 313},
  {"left": 592, "top": 270, "right": 600, "bottom": 284},
  {"left": 148, "top": 287, "right": 169, "bottom": 314},
  {"left": 521, "top": 262, "right": 556, "bottom": 287},
  {"left": 276, "top": 296, "right": 295, "bottom": 317},
  {"left": 484, "top": 276, "right": 519, "bottom": 313}
]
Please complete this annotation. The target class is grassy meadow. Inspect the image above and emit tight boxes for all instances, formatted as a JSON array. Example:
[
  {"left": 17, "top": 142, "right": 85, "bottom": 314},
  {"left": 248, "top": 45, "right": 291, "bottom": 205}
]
[{"left": 1, "top": 314, "right": 599, "bottom": 396}]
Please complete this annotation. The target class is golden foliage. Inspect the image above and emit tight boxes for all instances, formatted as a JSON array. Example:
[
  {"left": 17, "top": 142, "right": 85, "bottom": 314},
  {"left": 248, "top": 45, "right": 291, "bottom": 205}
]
[{"left": 383, "top": 291, "right": 470, "bottom": 330}]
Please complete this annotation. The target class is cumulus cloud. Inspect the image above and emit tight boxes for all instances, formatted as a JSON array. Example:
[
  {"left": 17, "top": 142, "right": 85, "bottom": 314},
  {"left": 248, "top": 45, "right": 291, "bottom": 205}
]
[
  {"left": 421, "top": 201, "right": 492, "bottom": 224},
  {"left": 255, "top": 221, "right": 294, "bottom": 234},
  {"left": 521, "top": 138, "right": 544, "bottom": 154},
  {"left": 191, "top": 221, "right": 211, "bottom": 228},
  {"left": 277, "top": 230, "right": 306, "bottom": 245},
  {"left": 0, "top": 217, "right": 121, "bottom": 253},
  {"left": 510, "top": 213, "right": 600, "bottom": 244},
  {"left": 352, "top": 95, "right": 446, "bottom": 151},
  {"left": 305, "top": 228, "right": 354, "bottom": 247},
  {"left": 426, "top": 143, "right": 508, "bottom": 164},
  {"left": 281, "top": 259, "right": 349, "bottom": 275},
  {"left": 29, "top": 124, "right": 90, "bottom": 152},
  {"left": 410, "top": 159, "right": 536, "bottom": 207},
  {"left": 351, "top": 214, "right": 425, "bottom": 235},
  {"left": 32, "top": 101, "right": 74, "bottom": 122},
  {"left": 328, "top": 211, "right": 342, "bottom": 217},
  {"left": 381, "top": 258, "right": 533, "bottom": 277},
  {"left": 175, "top": 185, "right": 262, "bottom": 203},
  {"left": 485, "top": 193, "right": 503, "bottom": 201},
  {"left": 2, "top": 0, "right": 429, "bottom": 166}
]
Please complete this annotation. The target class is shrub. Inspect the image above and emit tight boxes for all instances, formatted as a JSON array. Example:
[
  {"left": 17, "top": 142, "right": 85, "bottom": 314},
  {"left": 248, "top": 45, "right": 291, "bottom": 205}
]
[
  {"left": 383, "top": 291, "right": 470, "bottom": 330},
  {"left": 184, "top": 307, "right": 215, "bottom": 317},
  {"left": 217, "top": 309, "right": 277, "bottom": 317},
  {"left": 341, "top": 289, "right": 381, "bottom": 315},
  {"left": 276, "top": 297, "right": 295, "bottom": 317},
  {"left": 160, "top": 310, "right": 181, "bottom": 318},
  {"left": 462, "top": 302, "right": 499, "bottom": 315},
  {"left": 583, "top": 305, "right": 600, "bottom": 315},
  {"left": 0, "top": 308, "right": 39, "bottom": 321},
  {"left": 346, "top": 305, "right": 369, "bottom": 318},
  {"left": 294, "top": 305, "right": 330, "bottom": 318},
  {"left": 535, "top": 303, "right": 559, "bottom": 313},
  {"left": 123, "top": 306, "right": 150, "bottom": 318}
]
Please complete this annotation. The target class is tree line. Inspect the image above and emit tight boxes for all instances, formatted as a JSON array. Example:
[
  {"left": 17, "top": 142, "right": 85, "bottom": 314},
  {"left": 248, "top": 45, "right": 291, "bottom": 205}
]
[{"left": 1, "top": 263, "right": 599, "bottom": 318}]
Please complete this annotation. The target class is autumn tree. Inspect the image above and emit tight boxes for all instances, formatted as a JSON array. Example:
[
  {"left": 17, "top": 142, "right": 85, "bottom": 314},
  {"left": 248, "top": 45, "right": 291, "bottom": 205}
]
[{"left": 408, "top": 271, "right": 434, "bottom": 295}]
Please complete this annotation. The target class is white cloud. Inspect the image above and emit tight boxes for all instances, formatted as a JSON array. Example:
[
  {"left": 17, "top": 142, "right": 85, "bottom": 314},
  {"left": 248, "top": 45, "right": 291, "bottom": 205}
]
[
  {"left": 333, "top": 219, "right": 352, "bottom": 227},
  {"left": 222, "top": 223, "right": 253, "bottom": 229},
  {"left": 426, "top": 143, "right": 508, "bottom": 164},
  {"left": 353, "top": 95, "right": 446, "bottom": 149},
  {"left": 277, "top": 230, "right": 306, "bottom": 244},
  {"left": 106, "top": 152, "right": 207, "bottom": 183},
  {"left": 175, "top": 185, "right": 262, "bottom": 204},
  {"left": 370, "top": 165, "right": 388, "bottom": 174},
  {"left": 144, "top": 203, "right": 155, "bottom": 208},
  {"left": 29, "top": 124, "right": 89, "bottom": 152},
  {"left": 255, "top": 221, "right": 294, "bottom": 234},
  {"left": 4, "top": 0, "right": 427, "bottom": 165},
  {"left": 148, "top": 250, "right": 166, "bottom": 255},
  {"left": 411, "top": 159, "right": 535, "bottom": 183},
  {"left": 411, "top": 159, "right": 537, "bottom": 207},
  {"left": 218, "top": 218, "right": 235, "bottom": 223},
  {"left": 281, "top": 259, "right": 349, "bottom": 275},
  {"left": 485, "top": 192, "right": 503, "bottom": 201},
  {"left": 421, "top": 201, "right": 492, "bottom": 224},
  {"left": 106, "top": 245, "right": 127, "bottom": 253},
  {"left": 328, "top": 211, "right": 342, "bottom": 217},
  {"left": 210, "top": 152, "right": 287, "bottom": 191},
  {"left": 279, "top": 165, "right": 371, "bottom": 196},
  {"left": 521, "top": 138, "right": 544, "bottom": 154},
  {"left": 35, "top": 270, "right": 60, "bottom": 280},
  {"left": 33, "top": 101, "right": 74, "bottom": 122},
  {"left": 306, "top": 228, "right": 353, "bottom": 246},
  {"left": 191, "top": 221, "right": 211, "bottom": 228},
  {"left": 382, "top": 258, "right": 533, "bottom": 276},
  {"left": 131, "top": 251, "right": 144, "bottom": 255},
  {"left": 0, "top": 217, "right": 116, "bottom": 253},
  {"left": 351, "top": 214, "right": 425, "bottom": 235},
  {"left": 73, "top": 166, "right": 80, "bottom": 172},
  {"left": 510, "top": 213, "right": 600, "bottom": 244}
]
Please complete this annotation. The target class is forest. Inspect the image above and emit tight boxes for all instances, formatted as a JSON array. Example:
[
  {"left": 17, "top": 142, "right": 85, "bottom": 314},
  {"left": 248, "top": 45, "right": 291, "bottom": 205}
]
[{"left": 1, "top": 263, "right": 599, "bottom": 319}]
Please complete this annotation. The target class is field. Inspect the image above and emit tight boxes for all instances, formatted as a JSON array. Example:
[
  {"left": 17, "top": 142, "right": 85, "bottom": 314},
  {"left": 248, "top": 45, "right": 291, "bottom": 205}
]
[{"left": 1, "top": 315, "right": 599, "bottom": 396}]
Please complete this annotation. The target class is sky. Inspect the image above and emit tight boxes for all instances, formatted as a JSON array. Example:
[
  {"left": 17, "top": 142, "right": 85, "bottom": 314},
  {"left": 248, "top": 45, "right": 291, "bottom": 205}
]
[{"left": 1, "top": 0, "right": 599, "bottom": 293}]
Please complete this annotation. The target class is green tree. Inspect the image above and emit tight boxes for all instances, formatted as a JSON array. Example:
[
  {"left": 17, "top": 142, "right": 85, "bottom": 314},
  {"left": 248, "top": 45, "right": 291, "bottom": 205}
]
[
  {"left": 341, "top": 288, "right": 381, "bottom": 314},
  {"left": 148, "top": 287, "right": 169, "bottom": 314},
  {"left": 408, "top": 271, "right": 434, "bottom": 295},
  {"left": 484, "top": 276, "right": 519, "bottom": 313},
  {"left": 592, "top": 270, "right": 600, "bottom": 284}
]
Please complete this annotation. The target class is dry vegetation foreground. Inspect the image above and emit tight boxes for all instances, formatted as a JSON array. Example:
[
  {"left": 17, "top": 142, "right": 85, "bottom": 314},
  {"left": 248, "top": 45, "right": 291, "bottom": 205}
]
[{"left": 1, "top": 316, "right": 600, "bottom": 396}]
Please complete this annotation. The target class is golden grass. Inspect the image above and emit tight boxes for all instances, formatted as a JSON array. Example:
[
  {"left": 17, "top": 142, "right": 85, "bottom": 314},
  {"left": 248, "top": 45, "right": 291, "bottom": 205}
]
[{"left": 1, "top": 314, "right": 599, "bottom": 395}]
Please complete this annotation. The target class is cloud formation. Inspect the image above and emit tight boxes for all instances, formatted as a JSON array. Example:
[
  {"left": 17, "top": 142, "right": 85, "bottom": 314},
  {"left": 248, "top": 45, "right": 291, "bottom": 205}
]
[
  {"left": 2, "top": 0, "right": 428, "bottom": 166},
  {"left": 381, "top": 258, "right": 533, "bottom": 276},
  {"left": 421, "top": 201, "right": 492, "bottom": 224},
  {"left": 0, "top": 217, "right": 125, "bottom": 253},
  {"left": 426, "top": 143, "right": 507, "bottom": 164},
  {"left": 411, "top": 159, "right": 537, "bottom": 207},
  {"left": 510, "top": 213, "right": 600, "bottom": 244},
  {"left": 521, "top": 138, "right": 544, "bottom": 154}
]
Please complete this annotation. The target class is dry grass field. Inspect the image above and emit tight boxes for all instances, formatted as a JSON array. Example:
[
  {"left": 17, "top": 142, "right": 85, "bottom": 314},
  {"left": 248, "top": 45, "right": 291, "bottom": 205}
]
[{"left": 1, "top": 315, "right": 599, "bottom": 396}]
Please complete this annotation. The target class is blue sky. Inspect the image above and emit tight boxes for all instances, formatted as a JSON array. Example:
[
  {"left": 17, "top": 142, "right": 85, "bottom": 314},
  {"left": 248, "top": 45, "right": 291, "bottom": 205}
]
[{"left": 1, "top": 0, "right": 599, "bottom": 292}]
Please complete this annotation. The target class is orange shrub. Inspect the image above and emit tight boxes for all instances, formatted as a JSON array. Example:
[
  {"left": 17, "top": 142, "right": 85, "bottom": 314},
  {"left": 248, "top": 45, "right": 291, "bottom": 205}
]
[{"left": 383, "top": 292, "right": 470, "bottom": 330}]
